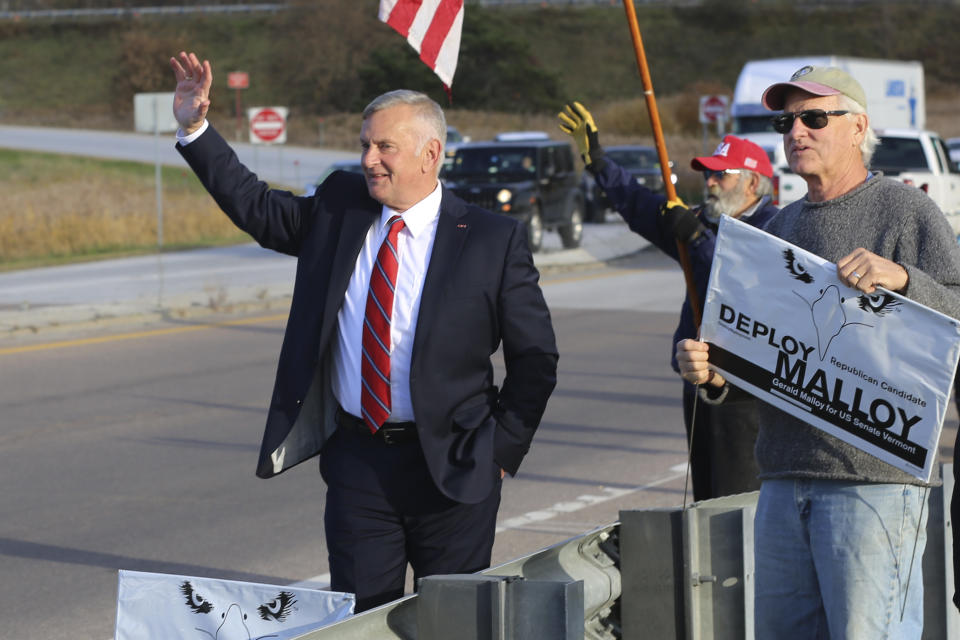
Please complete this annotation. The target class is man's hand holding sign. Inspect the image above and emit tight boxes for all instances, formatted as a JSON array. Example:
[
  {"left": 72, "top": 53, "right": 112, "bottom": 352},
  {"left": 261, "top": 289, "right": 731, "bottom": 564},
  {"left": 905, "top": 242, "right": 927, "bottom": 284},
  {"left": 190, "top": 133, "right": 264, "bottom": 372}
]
[{"left": 836, "top": 246, "right": 910, "bottom": 294}]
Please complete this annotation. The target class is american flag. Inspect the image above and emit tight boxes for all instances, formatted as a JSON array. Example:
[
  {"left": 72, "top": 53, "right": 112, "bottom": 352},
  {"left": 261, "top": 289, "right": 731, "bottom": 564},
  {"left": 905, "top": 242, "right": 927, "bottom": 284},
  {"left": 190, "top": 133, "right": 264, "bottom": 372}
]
[{"left": 379, "top": 0, "right": 464, "bottom": 88}]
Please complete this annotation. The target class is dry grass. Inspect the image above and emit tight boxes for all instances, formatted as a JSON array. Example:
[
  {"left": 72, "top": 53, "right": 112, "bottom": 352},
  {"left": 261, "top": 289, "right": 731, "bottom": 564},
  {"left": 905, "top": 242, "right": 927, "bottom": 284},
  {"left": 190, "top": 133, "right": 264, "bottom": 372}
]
[{"left": 0, "top": 153, "right": 246, "bottom": 268}]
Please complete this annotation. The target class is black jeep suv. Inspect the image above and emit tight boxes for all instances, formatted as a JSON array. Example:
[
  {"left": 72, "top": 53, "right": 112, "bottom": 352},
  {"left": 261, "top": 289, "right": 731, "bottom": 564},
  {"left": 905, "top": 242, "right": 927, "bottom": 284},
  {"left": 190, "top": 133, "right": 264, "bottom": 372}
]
[{"left": 442, "top": 136, "right": 584, "bottom": 252}]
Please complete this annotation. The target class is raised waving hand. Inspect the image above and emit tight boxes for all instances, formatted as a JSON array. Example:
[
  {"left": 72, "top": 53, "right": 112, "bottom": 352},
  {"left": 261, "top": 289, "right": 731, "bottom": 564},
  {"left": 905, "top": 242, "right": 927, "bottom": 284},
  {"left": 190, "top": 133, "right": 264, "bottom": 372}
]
[{"left": 169, "top": 51, "right": 213, "bottom": 135}]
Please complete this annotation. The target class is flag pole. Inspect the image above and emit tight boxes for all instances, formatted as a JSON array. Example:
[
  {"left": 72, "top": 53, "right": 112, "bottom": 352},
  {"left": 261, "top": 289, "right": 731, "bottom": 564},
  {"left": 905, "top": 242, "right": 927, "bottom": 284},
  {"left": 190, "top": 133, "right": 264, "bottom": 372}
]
[{"left": 621, "top": 0, "right": 702, "bottom": 329}]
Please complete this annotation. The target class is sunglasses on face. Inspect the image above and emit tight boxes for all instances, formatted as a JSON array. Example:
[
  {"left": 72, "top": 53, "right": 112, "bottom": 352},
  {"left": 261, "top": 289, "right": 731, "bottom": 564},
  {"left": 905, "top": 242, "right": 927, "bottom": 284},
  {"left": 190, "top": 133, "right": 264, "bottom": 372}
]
[
  {"left": 770, "top": 109, "right": 849, "bottom": 134},
  {"left": 703, "top": 169, "right": 741, "bottom": 181}
]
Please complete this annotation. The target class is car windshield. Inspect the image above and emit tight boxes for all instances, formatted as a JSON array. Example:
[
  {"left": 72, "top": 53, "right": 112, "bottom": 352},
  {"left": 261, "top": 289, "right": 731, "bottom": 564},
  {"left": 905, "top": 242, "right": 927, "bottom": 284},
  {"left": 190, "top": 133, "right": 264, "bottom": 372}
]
[
  {"left": 606, "top": 148, "right": 659, "bottom": 172},
  {"left": 446, "top": 147, "right": 537, "bottom": 180},
  {"left": 873, "top": 137, "right": 928, "bottom": 172}
]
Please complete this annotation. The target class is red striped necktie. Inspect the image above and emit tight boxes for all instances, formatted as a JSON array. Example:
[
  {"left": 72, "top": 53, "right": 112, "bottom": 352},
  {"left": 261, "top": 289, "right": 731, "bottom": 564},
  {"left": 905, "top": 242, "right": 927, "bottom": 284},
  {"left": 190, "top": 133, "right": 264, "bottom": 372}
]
[{"left": 361, "top": 215, "right": 406, "bottom": 432}]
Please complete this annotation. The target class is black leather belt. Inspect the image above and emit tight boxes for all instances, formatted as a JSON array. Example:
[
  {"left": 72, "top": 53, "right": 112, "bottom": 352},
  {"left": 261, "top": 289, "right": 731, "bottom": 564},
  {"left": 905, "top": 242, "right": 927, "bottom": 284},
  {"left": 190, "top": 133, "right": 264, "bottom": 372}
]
[{"left": 335, "top": 405, "right": 418, "bottom": 445}]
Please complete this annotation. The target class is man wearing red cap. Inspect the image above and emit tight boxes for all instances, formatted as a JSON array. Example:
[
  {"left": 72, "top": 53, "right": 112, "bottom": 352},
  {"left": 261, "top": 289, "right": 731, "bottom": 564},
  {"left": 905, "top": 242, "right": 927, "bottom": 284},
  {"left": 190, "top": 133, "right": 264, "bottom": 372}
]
[
  {"left": 677, "top": 65, "right": 960, "bottom": 638},
  {"left": 559, "top": 102, "right": 779, "bottom": 501}
]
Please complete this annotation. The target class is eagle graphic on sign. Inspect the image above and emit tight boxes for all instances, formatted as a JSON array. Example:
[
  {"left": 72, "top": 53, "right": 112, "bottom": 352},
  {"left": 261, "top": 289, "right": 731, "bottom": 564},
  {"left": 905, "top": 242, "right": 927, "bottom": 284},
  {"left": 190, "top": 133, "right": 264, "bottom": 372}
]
[{"left": 781, "top": 248, "right": 901, "bottom": 361}]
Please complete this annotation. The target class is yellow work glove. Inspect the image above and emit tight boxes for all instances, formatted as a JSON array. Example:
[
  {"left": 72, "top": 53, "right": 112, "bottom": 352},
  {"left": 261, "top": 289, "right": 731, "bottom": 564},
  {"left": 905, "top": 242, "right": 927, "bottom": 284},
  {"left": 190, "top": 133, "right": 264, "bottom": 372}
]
[{"left": 558, "top": 101, "right": 604, "bottom": 169}]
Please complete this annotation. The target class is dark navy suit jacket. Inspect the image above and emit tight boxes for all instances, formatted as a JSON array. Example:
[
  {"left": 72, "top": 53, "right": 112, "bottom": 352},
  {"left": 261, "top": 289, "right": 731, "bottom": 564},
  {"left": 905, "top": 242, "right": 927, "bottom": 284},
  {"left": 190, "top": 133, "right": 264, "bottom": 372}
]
[{"left": 177, "top": 125, "right": 558, "bottom": 504}]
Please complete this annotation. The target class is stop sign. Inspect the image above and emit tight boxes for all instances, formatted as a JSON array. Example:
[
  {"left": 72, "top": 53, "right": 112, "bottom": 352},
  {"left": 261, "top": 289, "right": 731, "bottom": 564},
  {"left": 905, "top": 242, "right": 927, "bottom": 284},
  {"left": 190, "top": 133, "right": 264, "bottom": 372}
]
[
  {"left": 248, "top": 107, "right": 288, "bottom": 144},
  {"left": 699, "top": 95, "right": 729, "bottom": 124}
]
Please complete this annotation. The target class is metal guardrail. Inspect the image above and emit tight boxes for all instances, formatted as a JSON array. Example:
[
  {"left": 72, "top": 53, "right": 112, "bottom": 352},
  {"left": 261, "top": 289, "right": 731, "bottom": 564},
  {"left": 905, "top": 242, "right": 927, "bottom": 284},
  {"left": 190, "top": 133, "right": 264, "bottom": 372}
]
[
  {"left": 290, "top": 523, "right": 618, "bottom": 639},
  {"left": 0, "top": 4, "right": 284, "bottom": 20},
  {"left": 464, "top": 0, "right": 693, "bottom": 5},
  {"left": 620, "top": 465, "right": 960, "bottom": 639},
  {"left": 287, "top": 464, "right": 958, "bottom": 639},
  {"left": 465, "top": 0, "right": 959, "bottom": 5}
]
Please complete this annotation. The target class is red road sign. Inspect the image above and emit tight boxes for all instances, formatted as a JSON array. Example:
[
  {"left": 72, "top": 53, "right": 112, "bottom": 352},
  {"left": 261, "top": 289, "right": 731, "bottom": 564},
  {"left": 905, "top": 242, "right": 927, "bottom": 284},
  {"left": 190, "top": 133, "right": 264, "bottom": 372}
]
[
  {"left": 249, "top": 107, "right": 287, "bottom": 144},
  {"left": 699, "top": 95, "right": 729, "bottom": 124},
  {"left": 228, "top": 71, "right": 249, "bottom": 89}
]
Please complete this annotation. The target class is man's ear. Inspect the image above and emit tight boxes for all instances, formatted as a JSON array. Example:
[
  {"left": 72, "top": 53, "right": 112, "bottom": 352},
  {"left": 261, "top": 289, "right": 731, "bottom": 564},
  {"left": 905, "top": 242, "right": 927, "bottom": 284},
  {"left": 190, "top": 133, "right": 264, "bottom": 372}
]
[
  {"left": 422, "top": 138, "right": 442, "bottom": 174},
  {"left": 852, "top": 112, "right": 869, "bottom": 146}
]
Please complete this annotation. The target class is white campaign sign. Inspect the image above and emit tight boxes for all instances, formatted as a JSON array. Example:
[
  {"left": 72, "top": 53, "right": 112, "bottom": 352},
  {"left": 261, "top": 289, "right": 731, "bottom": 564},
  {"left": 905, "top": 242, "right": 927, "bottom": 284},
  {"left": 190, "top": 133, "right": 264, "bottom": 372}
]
[
  {"left": 701, "top": 216, "right": 960, "bottom": 482},
  {"left": 114, "top": 570, "right": 354, "bottom": 640}
]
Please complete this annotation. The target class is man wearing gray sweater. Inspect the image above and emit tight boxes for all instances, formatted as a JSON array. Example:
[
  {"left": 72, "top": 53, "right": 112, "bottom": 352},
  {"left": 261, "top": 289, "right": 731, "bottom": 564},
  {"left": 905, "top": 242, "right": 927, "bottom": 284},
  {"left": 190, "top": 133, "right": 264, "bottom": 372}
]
[{"left": 677, "top": 66, "right": 960, "bottom": 639}]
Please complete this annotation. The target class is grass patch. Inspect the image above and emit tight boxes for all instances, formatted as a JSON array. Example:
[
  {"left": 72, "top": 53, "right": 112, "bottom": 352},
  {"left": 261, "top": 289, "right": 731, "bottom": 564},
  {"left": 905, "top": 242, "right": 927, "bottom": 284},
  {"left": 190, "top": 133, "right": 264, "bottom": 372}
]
[{"left": 0, "top": 149, "right": 249, "bottom": 267}]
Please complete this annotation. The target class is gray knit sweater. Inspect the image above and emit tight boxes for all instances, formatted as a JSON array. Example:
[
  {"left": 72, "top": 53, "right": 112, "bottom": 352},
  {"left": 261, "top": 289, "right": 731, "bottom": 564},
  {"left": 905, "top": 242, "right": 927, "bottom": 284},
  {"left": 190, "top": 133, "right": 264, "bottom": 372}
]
[{"left": 757, "top": 175, "right": 960, "bottom": 485}]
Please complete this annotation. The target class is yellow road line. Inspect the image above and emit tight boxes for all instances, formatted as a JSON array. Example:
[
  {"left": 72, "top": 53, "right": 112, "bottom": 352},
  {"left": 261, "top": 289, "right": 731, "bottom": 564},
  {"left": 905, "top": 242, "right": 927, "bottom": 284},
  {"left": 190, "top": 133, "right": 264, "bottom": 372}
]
[
  {"left": 543, "top": 268, "right": 644, "bottom": 285},
  {"left": 0, "top": 313, "right": 288, "bottom": 356}
]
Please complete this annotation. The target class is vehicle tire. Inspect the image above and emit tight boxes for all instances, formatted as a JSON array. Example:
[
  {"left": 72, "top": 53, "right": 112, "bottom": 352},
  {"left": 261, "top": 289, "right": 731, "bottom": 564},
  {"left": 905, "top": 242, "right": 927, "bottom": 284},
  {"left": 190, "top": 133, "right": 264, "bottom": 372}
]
[
  {"left": 559, "top": 202, "right": 584, "bottom": 249},
  {"left": 585, "top": 187, "right": 606, "bottom": 223},
  {"left": 585, "top": 199, "right": 603, "bottom": 223},
  {"left": 526, "top": 205, "right": 544, "bottom": 253}
]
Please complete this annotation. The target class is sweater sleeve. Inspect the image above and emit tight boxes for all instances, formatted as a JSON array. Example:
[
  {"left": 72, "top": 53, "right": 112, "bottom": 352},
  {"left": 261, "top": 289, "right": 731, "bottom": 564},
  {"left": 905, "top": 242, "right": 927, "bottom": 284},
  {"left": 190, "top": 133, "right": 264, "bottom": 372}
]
[{"left": 897, "top": 198, "right": 960, "bottom": 320}]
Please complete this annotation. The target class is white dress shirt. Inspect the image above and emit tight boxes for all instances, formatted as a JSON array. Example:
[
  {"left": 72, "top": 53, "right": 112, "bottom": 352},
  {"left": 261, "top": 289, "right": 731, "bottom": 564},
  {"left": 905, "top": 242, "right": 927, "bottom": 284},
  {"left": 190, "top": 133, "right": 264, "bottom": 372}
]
[
  {"left": 178, "top": 121, "right": 442, "bottom": 422},
  {"left": 177, "top": 120, "right": 209, "bottom": 144},
  {"left": 331, "top": 182, "right": 442, "bottom": 422}
]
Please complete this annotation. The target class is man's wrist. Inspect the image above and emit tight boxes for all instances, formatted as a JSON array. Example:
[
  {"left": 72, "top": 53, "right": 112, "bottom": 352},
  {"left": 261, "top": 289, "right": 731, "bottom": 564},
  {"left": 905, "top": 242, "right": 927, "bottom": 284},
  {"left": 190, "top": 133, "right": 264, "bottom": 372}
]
[
  {"left": 698, "top": 379, "right": 729, "bottom": 404},
  {"left": 177, "top": 120, "right": 209, "bottom": 145},
  {"left": 585, "top": 145, "right": 606, "bottom": 174},
  {"left": 895, "top": 263, "right": 910, "bottom": 293}
]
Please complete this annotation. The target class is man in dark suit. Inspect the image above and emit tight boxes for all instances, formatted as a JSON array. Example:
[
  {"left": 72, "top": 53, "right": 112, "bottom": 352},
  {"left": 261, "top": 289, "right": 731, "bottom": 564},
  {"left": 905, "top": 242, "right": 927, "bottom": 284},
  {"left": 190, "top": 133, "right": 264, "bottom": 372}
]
[{"left": 169, "top": 51, "right": 558, "bottom": 612}]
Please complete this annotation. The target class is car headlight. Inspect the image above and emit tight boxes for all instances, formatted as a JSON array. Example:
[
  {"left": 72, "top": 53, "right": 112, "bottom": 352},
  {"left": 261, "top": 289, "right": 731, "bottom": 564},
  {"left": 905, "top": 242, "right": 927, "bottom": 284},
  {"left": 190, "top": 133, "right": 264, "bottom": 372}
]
[{"left": 496, "top": 188, "right": 513, "bottom": 204}]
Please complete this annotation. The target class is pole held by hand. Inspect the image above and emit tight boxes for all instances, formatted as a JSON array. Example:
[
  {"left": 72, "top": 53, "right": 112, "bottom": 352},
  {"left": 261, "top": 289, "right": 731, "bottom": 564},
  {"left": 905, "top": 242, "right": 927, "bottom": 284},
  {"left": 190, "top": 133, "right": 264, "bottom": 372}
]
[{"left": 621, "top": 0, "right": 702, "bottom": 329}]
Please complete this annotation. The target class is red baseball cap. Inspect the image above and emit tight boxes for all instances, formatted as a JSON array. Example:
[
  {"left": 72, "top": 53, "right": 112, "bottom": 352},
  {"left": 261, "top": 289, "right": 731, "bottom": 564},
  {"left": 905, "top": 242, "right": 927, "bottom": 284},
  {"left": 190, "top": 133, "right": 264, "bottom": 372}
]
[{"left": 690, "top": 135, "right": 773, "bottom": 179}]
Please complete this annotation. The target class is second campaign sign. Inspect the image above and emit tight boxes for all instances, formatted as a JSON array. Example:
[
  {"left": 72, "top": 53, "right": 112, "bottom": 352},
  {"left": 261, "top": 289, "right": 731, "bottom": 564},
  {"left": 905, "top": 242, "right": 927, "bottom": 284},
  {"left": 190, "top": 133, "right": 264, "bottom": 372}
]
[{"left": 701, "top": 216, "right": 960, "bottom": 482}]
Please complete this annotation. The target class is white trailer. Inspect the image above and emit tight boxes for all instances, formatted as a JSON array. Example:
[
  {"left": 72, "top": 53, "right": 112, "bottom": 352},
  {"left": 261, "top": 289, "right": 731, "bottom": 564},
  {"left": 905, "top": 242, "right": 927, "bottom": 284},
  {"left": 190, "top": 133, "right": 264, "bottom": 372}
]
[{"left": 732, "top": 56, "right": 925, "bottom": 134}]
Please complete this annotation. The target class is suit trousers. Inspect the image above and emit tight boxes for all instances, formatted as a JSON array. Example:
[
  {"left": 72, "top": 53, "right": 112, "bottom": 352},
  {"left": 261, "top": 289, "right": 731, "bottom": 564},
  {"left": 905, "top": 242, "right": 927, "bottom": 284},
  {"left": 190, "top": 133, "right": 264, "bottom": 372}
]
[{"left": 320, "top": 426, "right": 502, "bottom": 612}]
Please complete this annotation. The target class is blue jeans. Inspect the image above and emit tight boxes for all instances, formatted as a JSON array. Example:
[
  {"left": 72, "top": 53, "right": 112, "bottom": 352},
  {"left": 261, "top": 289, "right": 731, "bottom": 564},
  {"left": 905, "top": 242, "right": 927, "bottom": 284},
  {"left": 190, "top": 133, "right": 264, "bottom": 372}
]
[{"left": 754, "top": 479, "right": 929, "bottom": 640}]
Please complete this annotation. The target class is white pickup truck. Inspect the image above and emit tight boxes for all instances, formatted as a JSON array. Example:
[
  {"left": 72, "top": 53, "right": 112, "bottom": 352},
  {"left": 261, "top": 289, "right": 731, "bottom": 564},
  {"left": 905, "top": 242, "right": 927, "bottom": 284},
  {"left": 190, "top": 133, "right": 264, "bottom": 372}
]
[
  {"left": 741, "top": 130, "right": 960, "bottom": 237},
  {"left": 871, "top": 128, "right": 960, "bottom": 236}
]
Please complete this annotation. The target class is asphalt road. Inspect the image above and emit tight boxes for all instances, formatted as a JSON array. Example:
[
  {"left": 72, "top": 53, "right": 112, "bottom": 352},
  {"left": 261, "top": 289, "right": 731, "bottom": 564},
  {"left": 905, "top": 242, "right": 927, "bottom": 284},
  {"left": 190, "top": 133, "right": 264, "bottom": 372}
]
[
  {"left": 0, "top": 124, "right": 356, "bottom": 191},
  {"left": 0, "top": 250, "right": 699, "bottom": 640}
]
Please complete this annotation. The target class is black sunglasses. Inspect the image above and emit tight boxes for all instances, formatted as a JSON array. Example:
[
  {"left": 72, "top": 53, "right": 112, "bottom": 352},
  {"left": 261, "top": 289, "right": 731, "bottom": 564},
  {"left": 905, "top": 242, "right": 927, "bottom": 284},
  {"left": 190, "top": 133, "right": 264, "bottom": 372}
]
[{"left": 771, "top": 109, "right": 849, "bottom": 134}]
